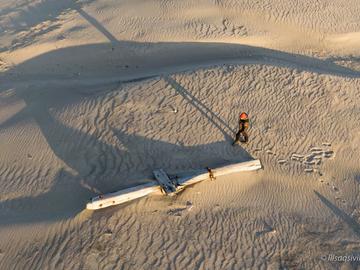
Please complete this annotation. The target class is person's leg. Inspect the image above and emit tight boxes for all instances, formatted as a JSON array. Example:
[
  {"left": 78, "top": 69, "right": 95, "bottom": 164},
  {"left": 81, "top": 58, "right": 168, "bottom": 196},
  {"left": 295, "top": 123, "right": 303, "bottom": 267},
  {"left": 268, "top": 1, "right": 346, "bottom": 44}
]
[
  {"left": 233, "top": 130, "right": 241, "bottom": 145},
  {"left": 241, "top": 131, "right": 249, "bottom": 143}
]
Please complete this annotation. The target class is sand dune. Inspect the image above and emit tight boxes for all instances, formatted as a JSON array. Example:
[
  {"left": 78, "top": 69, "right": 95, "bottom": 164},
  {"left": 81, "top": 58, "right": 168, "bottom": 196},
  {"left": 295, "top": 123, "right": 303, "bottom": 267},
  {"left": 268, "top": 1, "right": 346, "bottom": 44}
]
[{"left": 1, "top": 0, "right": 360, "bottom": 269}]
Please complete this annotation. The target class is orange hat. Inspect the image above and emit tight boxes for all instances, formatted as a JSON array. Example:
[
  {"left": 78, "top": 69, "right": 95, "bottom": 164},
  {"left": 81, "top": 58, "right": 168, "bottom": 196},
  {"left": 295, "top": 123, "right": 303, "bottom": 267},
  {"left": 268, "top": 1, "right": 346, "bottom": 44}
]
[{"left": 239, "top": 112, "right": 248, "bottom": 120}]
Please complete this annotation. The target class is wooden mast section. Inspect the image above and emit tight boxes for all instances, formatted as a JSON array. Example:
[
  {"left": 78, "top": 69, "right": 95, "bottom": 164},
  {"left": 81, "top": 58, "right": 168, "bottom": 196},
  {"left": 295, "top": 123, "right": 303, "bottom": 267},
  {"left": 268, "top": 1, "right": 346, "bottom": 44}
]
[{"left": 86, "top": 159, "right": 262, "bottom": 210}]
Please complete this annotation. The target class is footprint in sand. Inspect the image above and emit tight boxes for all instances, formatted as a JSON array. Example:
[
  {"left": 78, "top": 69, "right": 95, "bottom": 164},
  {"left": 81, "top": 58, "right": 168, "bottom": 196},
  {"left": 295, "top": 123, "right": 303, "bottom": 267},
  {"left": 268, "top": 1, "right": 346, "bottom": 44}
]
[
  {"left": 290, "top": 153, "right": 304, "bottom": 162},
  {"left": 323, "top": 151, "right": 334, "bottom": 158},
  {"left": 318, "top": 178, "right": 346, "bottom": 204},
  {"left": 277, "top": 159, "right": 287, "bottom": 165},
  {"left": 255, "top": 222, "right": 276, "bottom": 237},
  {"left": 291, "top": 145, "right": 335, "bottom": 174},
  {"left": 266, "top": 150, "right": 275, "bottom": 156}
]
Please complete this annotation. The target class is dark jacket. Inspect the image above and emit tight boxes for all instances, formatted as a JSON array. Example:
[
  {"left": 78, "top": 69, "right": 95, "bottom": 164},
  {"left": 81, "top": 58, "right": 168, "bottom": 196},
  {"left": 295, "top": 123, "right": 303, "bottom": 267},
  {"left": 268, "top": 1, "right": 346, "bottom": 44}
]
[{"left": 238, "top": 119, "right": 249, "bottom": 132}]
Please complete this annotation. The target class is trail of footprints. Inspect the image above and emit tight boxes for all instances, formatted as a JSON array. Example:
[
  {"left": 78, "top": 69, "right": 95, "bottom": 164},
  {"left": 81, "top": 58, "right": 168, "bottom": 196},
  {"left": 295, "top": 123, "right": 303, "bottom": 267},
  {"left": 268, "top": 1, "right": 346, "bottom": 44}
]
[
  {"left": 261, "top": 143, "right": 349, "bottom": 205},
  {"left": 289, "top": 144, "right": 344, "bottom": 205},
  {"left": 256, "top": 142, "right": 335, "bottom": 175},
  {"left": 184, "top": 18, "right": 248, "bottom": 39},
  {"left": 318, "top": 177, "right": 347, "bottom": 205},
  {"left": 289, "top": 143, "right": 334, "bottom": 175}
]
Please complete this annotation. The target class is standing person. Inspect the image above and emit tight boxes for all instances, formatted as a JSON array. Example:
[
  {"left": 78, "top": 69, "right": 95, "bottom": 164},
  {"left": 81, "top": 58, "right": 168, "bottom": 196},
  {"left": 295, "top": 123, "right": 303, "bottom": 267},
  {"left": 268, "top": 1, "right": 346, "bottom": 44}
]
[{"left": 233, "top": 112, "right": 249, "bottom": 145}]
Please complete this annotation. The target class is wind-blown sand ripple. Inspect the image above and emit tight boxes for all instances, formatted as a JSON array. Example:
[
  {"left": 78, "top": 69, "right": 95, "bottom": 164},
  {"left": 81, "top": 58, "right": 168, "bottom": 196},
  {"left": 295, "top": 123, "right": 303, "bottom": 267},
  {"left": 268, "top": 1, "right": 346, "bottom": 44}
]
[{"left": 1, "top": 0, "right": 360, "bottom": 269}]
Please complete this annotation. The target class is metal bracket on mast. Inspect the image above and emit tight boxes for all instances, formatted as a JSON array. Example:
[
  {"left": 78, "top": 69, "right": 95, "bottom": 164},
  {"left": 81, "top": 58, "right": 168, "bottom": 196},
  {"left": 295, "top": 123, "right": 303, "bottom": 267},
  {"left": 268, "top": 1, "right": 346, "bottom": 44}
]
[{"left": 153, "top": 169, "right": 179, "bottom": 194}]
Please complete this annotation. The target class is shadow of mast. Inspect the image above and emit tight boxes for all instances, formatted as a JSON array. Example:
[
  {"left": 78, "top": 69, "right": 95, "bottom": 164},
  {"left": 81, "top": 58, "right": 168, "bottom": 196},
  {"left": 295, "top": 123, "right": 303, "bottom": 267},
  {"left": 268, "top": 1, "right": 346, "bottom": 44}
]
[
  {"left": 165, "top": 76, "right": 236, "bottom": 142},
  {"left": 72, "top": 8, "right": 238, "bottom": 143},
  {"left": 75, "top": 5, "right": 119, "bottom": 45},
  {"left": 314, "top": 191, "right": 360, "bottom": 238}
]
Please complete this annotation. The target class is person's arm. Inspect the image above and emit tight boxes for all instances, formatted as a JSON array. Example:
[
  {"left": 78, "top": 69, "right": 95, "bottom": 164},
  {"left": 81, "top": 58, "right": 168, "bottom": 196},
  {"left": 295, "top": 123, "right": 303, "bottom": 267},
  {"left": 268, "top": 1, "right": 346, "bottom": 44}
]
[{"left": 238, "top": 121, "right": 245, "bottom": 132}]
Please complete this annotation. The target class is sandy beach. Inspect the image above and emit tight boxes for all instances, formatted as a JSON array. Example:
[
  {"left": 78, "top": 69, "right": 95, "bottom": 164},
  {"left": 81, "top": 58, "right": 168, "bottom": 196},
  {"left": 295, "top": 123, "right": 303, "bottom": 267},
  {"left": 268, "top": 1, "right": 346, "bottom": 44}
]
[{"left": 1, "top": 0, "right": 360, "bottom": 269}]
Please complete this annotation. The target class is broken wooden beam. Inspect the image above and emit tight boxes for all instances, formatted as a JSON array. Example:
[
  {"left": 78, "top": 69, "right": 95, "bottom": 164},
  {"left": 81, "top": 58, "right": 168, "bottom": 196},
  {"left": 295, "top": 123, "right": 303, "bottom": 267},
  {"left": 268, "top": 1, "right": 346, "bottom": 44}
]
[{"left": 86, "top": 159, "right": 262, "bottom": 210}]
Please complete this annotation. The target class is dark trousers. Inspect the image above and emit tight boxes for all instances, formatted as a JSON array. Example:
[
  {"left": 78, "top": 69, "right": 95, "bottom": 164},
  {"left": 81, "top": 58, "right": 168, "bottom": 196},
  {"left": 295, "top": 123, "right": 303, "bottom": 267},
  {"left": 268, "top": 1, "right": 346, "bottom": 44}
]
[{"left": 234, "top": 130, "right": 248, "bottom": 144}]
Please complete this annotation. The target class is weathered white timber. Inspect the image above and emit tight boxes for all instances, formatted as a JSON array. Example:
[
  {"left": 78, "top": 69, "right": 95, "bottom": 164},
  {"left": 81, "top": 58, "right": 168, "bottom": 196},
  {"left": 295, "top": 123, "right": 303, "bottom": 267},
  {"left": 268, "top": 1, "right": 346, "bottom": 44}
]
[
  {"left": 177, "top": 159, "right": 262, "bottom": 186},
  {"left": 86, "top": 182, "right": 161, "bottom": 210},
  {"left": 86, "top": 159, "right": 262, "bottom": 210}
]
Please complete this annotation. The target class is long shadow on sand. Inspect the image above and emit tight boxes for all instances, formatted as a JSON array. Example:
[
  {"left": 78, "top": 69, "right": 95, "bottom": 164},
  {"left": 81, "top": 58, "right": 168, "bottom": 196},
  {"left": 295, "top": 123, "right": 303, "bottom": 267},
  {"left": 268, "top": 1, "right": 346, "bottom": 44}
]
[
  {"left": 0, "top": 0, "right": 96, "bottom": 52},
  {"left": 1, "top": 8, "right": 360, "bottom": 225},
  {"left": 2, "top": 40, "right": 359, "bottom": 86},
  {"left": 1, "top": 40, "right": 360, "bottom": 225},
  {"left": 314, "top": 191, "right": 360, "bottom": 238},
  {"left": 0, "top": 81, "right": 252, "bottom": 225},
  {"left": 0, "top": 169, "right": 91, "bottom": 225},
  {"left": 2, "top": 6, "right": 359, "bottom": 85},
  {"left": 165, "top": 76, "right": 235, "bottom": 141}
]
